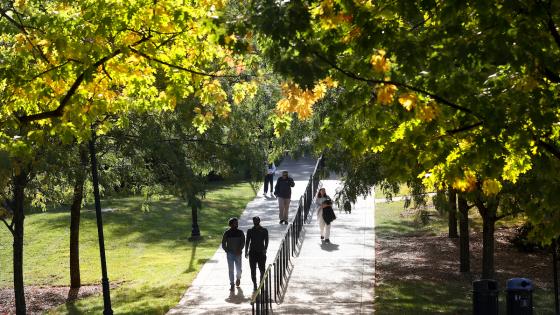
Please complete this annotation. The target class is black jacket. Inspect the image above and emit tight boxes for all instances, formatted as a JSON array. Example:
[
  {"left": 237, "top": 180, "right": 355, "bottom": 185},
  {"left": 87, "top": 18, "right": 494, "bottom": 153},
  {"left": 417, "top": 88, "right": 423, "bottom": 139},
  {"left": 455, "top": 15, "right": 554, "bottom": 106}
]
[
  {"left": 222, "top": 228, "right": 245, "bottom": 255},
  {"left": 245, "top": 226, "right": 269, "bottom": 255},
  {"left": 274, "top": 176, "right": 295, "bottom": 198}
]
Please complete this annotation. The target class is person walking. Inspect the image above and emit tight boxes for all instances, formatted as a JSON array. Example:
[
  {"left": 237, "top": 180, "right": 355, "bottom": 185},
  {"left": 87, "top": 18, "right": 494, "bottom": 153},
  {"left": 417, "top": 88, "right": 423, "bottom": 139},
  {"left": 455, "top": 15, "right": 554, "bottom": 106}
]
[
  {"left": 263, "top": 162, "right": 276, "bottom": 197},
  {"left": 314, "top": 188, "right": 331, "bottom": 241},
  {"left": 274, "top": 170, "right": 295, "bottom": 224},
  {"left": 320, "top": 198, "right": 336, "bottom": 243},
  {"left": 245, "top": 216, "right": 269, "bottom": 291},
  {"left": 221, "top": 217, "right": 245, "bottom": 291}
]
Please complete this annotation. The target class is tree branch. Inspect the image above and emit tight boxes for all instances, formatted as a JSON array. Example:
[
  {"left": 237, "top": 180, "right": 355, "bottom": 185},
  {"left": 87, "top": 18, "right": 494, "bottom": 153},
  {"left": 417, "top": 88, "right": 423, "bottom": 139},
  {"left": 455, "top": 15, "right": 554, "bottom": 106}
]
[
  {"left": 543, "top": 66, "right": 560, "bottom": 83},
  {"left": 129, "top": 47, "right": 242, "bottom": 78},
  {"left": 538, "top": 139, "right": 560, "bottom": 160},
  {"left": 312, "top": 51, "right": 483, "bottom": 120},
  {"left": 445, "top": 122, "right": 483, "bottom": 135},
  {"left": 1, "top": 217, "right": 14, "bottom": 235},
  {"left": 0, "top": 9, "right": 51, "bottom": 65},
  {"left": 548, "top": 15, "right": 560, "bottom": 50},
  {"left": 17, "top": 37, "right": 151, "bottom": 124}
]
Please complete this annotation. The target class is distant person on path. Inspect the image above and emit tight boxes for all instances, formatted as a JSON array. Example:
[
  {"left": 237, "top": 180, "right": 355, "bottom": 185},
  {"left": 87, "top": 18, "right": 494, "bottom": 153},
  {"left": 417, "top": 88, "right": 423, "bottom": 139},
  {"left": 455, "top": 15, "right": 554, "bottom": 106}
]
[
  {"left": 245, "top": 216, "right": 269, "bottom": 291},
  {"left": 274, "top": 170, "right": 295, "bottom": 224},
  {"left": 314, "top": 188, "right": 331, "bottom": 241},
  {"left": 320, "top": 198, "right": 336, "bottom": 243},
  {"left": 221, "top": 217, "right": 245, "bottom": 291},
  {"left": 263, "top": 161, "right": 276, "bottom": 197}
]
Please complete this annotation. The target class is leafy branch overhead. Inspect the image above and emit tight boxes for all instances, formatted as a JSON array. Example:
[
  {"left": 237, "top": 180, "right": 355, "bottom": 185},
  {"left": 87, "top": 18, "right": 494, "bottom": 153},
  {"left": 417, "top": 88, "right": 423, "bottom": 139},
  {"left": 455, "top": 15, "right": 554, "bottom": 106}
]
[{"left": 0, "top": 0, "right": 259, "bottom": 155}]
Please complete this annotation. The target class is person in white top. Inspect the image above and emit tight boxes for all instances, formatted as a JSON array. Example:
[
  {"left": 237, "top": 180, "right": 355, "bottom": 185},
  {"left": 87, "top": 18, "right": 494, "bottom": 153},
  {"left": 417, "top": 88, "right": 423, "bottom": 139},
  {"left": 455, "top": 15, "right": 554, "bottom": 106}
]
[
  {"left": 314, "top": 188, "right": 331, "bottom": 241},
  {"left": 263, "top": 162, "right": 276, "bottom": 197}
]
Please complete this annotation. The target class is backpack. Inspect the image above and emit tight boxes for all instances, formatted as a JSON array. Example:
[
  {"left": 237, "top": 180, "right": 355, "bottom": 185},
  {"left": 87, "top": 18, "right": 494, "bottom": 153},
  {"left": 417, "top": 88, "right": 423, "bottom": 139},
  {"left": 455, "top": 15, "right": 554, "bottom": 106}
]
[{"left": 322, "top": 206, "right": 336, "bottom": 224}]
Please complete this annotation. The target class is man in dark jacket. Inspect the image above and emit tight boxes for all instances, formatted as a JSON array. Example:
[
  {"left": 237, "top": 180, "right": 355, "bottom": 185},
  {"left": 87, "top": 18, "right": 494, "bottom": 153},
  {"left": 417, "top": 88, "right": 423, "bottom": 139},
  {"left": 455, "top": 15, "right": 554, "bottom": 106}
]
[
  {"left": 274, "top": 170, "right": 295, "bottom": 224},
  {"left": 245, "top": 216, "right": 269, "bottom": 291},
  {"left": 221, "top": 217, "right": 245, "bottom": 291}
]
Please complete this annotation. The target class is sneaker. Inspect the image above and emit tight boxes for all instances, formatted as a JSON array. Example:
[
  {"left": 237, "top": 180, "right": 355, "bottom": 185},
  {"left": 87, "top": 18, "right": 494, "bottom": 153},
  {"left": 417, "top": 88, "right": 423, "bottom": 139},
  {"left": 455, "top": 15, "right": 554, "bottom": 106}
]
[
  {"left": 280, "top": 220, "right": 284, "bottom": 224},
  {"left": 325, "top": 239, "right": 330, "bottom": 243},
  {"left": 236, "top": 278, "right": 240, "bottom": 287},
  {"left": 284, "top": 220, "right": 288, "bottom": 225},
  {"left": 320, "top": 236, "right": 324, "bottom": 240}
]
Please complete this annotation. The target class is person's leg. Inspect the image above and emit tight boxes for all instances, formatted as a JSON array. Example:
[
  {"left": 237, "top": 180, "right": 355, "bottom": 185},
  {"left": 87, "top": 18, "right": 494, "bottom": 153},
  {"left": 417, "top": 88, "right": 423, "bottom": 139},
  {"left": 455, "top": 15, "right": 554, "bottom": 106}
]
[
  {"left": 269, "top": 175, "right": 274, "bottom": 194},
  {"left": 264, "top": 174, "right": 273, "bottom": 194},
  {"left": 234, "top": 254, "right": 242, "bottom": 286},
  {"left": 257, "top": 253, "right": 266, "bottom": 282},
  {"left": 278, "top": 197, "right": 286, "bottom": 222},
  {"left": 325, "top": 223, "right": 331, "bottom": 240},
  {"left": 249, "top": 253, "right": 257, "bottom": 289},
  {"left": 226, "top": 252, "right": 235, "bottom": 286},
  {"left": 282, "top": 198, "right": 291, "bottom": 221},
  {"left": 319, "top": 216, "right": 325, "bottom": 239}
]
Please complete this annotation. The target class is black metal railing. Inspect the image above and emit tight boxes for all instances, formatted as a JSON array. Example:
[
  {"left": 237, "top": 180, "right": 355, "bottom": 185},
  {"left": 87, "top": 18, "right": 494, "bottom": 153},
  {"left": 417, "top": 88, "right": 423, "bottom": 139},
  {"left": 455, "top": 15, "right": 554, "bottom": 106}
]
[
  {"left": 251, "top": 156, "right": 323, "bottom": 315},
  {"left": 252, "top": 265, "right": 273, "bottom": 314}
]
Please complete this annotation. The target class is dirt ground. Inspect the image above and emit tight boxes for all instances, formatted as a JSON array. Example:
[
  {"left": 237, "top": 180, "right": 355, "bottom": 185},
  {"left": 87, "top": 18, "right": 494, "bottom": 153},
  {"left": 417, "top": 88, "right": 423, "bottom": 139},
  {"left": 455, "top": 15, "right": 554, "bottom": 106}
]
[
  {"left": 376, "top": 226, "right": 553, "bottom": 288},
  {"left": 0, "top": 285, "right": 101, "bottom": 315}
]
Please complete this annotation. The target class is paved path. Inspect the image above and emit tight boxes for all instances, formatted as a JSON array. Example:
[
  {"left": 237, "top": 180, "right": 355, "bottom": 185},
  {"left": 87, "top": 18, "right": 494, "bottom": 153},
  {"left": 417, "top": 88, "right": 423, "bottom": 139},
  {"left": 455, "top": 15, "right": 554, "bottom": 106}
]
[
  {"left": 274, "top": 179, "right": 376, "bottom": 314},
  {"left": 168, "top": 156, "right": 318, "bottom": 315},
  {"left": 168, "top": 158, "right": 376, "bottom": 314}
]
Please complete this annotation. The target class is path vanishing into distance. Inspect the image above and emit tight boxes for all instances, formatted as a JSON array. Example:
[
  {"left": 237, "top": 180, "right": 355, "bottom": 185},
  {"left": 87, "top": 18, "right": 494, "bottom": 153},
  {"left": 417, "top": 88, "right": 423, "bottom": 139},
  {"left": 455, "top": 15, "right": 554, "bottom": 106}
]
[{"left": 168, "top": 156, "right": 376, "bottom": 314}]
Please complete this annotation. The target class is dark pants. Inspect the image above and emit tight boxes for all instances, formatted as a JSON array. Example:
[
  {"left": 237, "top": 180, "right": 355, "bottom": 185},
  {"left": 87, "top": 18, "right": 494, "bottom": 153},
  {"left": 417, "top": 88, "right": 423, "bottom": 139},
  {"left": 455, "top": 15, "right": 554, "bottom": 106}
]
[
  {"left": 264, "top": 174, "right": 274, "bottom": 194},
  {"left": 249, "top": 252, "right": 267, "bottom": 287}
]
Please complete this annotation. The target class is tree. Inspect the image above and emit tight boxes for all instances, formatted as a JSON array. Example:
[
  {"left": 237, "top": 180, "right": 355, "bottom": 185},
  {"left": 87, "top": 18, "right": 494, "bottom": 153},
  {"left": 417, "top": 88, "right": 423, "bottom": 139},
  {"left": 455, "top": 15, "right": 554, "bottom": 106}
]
[
  {"left": 241, "top": 0, "right": 560, "bottom": 278},
  {"left": 0, "top": 1, "right": 261, "bottom": 312}
]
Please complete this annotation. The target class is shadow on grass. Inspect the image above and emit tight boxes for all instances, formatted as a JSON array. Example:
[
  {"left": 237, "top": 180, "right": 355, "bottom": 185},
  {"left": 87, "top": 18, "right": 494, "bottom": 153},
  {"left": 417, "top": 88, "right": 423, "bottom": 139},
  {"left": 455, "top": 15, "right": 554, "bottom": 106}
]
[
  {"left": 374, "top": 280, "right": 471, "bottom": 315},
  {"left": 63, "top": 283, "right": 187, "bottom": 315},
  {"left": 28, "top": 186, "right": 253, "bottom": 249},
  {"left": 375, "top": 280, "right": 556, "bottom": 315}
]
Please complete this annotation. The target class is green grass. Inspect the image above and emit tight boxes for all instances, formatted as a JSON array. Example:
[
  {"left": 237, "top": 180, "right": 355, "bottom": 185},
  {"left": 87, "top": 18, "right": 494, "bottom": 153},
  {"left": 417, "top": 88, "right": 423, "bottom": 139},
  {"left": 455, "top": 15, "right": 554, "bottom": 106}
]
[
  {"left": 0, "top": 182, "right": 256, "bottom": 314},
  {"left": 374, "top": 200, "right": 556, "bottom": 315}
]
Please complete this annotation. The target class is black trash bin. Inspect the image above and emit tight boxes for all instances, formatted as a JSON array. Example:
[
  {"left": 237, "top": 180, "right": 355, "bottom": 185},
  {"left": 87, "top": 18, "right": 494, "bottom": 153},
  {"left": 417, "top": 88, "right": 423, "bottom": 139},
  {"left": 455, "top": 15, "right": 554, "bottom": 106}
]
[
  {"left": 506, "top": 278, "right": 533, "bottom": 315},
  {"left": 473, "top": 279, "right": 499, "bottom": 315}
]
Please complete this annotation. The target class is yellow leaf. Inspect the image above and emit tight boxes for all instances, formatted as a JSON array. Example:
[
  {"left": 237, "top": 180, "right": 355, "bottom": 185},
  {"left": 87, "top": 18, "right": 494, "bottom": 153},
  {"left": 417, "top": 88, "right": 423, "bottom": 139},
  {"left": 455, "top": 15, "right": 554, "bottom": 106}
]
[
  {"left": 370, "top": 50, "right": 391, "bottom": 73},
  {"left": 376, "top": 84, "right": 397, "bottom": 105},
  {"left": 482, "top": 179, "right": 502, "bottom": 196},
  {"left": 398, "top": 93, "right": 417, "bottom": 111}
]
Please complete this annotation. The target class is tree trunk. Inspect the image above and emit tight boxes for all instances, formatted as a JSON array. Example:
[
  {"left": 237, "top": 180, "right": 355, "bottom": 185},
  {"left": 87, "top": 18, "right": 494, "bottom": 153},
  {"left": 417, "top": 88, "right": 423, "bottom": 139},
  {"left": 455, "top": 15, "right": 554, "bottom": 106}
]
[
  {"left": 474, "top": 195, "right": 498, "bottom": 279},
  {"left": 448, "top": 188, "right": 458, "bottom": 238},
  {"left": 70, "top": 145, "right": 88, "bottom": 288},
  {"left": 481, "top": 209, "right": 496, "bottom": 279},
  {"left": 13, "top": 171, "right": 27, "bottom": 315},
  {"left": 458, "top": 195, "right": 470, "bottom": 273}
]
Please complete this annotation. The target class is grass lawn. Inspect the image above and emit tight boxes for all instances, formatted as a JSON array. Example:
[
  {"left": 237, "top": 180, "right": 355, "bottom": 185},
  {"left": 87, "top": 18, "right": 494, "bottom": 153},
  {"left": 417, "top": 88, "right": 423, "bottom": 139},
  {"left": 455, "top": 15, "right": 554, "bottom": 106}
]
[
  {"left": 374, "top": 200, "right": 556, "bottom": 315},
  {"left": 0, "top": 182, "right": 256, "bottom": 314}
]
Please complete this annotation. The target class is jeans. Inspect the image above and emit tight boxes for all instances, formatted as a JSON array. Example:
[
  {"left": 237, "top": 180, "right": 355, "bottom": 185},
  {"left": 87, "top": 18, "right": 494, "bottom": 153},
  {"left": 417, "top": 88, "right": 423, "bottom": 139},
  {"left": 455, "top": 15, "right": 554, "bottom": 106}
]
[
  {"left": 226, "top": 252, "right": 242, "bottom": 285},
  {"left": 264, "top": 174, "right": 274, "bottom": 194},
  {"left": 249, "top": 252, "right": 267, "bottom": 288}
]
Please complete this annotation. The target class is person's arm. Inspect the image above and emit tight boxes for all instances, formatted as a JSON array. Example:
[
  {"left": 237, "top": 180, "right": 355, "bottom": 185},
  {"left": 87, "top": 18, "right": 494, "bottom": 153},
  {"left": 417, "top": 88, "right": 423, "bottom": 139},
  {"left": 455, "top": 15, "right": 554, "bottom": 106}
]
[
  {"left": 245, "top": 229, "right": 251, "bottom": 258},
  {"left": 264, "top": 229, "right": 269, "bottom": 252},
  {"left": 271, "top": 163, "right": 276, "bottom": 173},
  {"left": 221, "top": 231, "right": 228, "bottom": 252},
  {"left": 289, "top": 177, "right": 295, "bottom": 187},
  {"left": 274, "top": 179, "right": 279, "bottom": 195}
]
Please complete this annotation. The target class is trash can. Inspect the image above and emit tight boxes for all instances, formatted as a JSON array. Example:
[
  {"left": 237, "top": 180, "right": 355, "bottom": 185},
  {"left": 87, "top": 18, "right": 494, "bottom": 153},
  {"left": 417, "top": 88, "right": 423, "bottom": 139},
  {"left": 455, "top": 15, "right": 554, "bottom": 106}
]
[
  {"left": 506, "top": 278, "right": 533, "bottom": 315},
  {"left": 473, "top": 279, "right": 499, "bottom": 315}
]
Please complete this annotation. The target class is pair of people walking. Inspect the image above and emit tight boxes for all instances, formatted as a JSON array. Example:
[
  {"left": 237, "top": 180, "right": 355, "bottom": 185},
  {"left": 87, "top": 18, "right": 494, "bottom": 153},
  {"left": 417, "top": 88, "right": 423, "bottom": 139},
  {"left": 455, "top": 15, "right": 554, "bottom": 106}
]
[{"left": 221, "top": 217, "right": 269, "bottom": 291}]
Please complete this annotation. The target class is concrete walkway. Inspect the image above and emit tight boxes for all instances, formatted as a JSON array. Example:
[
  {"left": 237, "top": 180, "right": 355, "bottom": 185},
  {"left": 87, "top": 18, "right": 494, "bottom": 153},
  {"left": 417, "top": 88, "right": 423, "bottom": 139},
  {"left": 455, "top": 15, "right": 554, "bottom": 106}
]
[
  {"left": 274, "top": 179, "right": 376, "bottom": 314},
  {"left": 168, "top": 158, "right": 376, "bottom": 314},
  {"left": 168, "top": 156, "right": 318, "bottom": 315}
]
